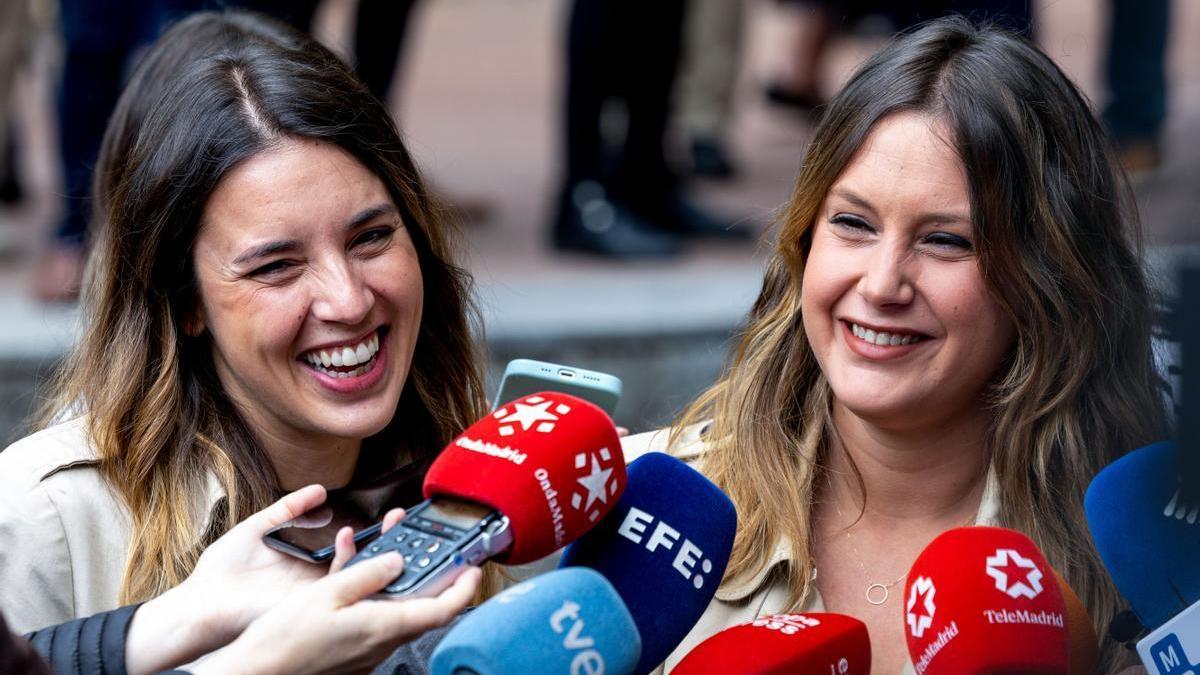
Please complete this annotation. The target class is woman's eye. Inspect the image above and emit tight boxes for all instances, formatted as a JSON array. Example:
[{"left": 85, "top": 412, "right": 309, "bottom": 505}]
[
  {"left": 830, "top": 214, "right": 873, "bottom": 233},
  {"left": 924, "top": 232, "right": 974, "bottom": 251},
  {"left": 352, "top": 226, "right": 396, "bottom": 250},
  {"left": 249, "top": 260, "right": 296, "bottom": 278}
]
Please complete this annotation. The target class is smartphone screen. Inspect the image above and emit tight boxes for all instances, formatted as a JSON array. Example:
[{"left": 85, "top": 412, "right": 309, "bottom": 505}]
[{"left": 264, "top": 462, "right": 427, "bottom": 561}]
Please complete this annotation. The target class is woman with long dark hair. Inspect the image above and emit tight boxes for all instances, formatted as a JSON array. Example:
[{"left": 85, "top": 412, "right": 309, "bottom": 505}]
[{"left": 0, "top": 9, "right": 487, "bottom": 635}]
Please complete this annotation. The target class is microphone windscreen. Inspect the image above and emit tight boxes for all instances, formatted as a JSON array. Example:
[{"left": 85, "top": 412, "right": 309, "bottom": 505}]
[
  {"left": 671, "top": 613, "right": 870, "bottom": 675},
  {"left": 1051, "top": 568, "right": 1099, "bottom": 675},
  {"left": 903, "top": 526, "right": 1069, "bottom": 674},
  {"left": 1085, "top": 440, "right": 1200, "bottom": 628},
  {"left": 429, "top": 567, "right": 641, "bottom": 675},
  {"left": 423, "top": 391, "right": 626, "bottom": 563},
  {"left": 559, "top": 452, "right": 736, "bottom": 674}
]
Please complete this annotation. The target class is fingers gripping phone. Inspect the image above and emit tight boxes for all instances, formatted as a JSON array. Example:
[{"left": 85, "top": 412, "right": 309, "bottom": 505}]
[{"left": 494, "top": 359, "right": 621, "bottom": 415}]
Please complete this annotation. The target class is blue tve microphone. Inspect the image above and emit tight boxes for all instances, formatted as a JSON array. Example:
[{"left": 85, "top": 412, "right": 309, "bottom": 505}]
[
  {"left": 1085, "top": 440, "right": 1200, "bottom": 673},
  {"left": 559, "top": 452, "right": 737, "bottom": 674},
  {"left": 429, "top": 567, "right": 641, "bottom": 675}
]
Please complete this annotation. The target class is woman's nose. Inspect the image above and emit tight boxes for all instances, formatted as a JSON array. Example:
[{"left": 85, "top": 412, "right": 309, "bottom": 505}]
[
  {"left": 857, "top": 245, "right": 915, "bottom": 307},
  {"left": 310, "top": 259, "right": 373, "bottom": 324}
]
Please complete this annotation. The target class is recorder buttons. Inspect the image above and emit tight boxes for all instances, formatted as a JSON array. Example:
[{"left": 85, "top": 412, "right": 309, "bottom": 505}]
[
  {"left": 418, "top": 556, "right": 431, "bottom": 568},
  {"left": 426, "top": 540, "right": 441, "bottom": 553},
  {"left": 409, "top": 537, "right": 425, "bottom": 549},
  {"left": 392, "top": 533, "right": 406, "bottom": 544}
]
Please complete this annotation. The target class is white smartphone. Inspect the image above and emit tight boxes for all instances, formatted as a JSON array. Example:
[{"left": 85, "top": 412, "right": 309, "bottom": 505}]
[{"left": 494, "top": 359, "right": 621, "bottom": 415}]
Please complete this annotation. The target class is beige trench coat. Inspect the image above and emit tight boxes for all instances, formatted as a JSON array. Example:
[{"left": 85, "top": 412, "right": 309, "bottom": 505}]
[{"left": 0, "top": 417, "right": 223, "bottom": 634}]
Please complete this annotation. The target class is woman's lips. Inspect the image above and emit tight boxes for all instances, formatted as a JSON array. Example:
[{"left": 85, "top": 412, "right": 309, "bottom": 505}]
[
  {"left": 301, "top": 328, "right": 390, "bottom": 394},
  {"left": 840, "top": 320, "right": 929, "bottom": 360}
]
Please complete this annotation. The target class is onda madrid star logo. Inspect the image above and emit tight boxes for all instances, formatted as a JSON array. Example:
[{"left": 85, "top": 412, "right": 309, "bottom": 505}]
[
  {"left": 906, "top": 576, "right": 936, "bottom": 638},
  {"left": 750, "top": 614, "right": 821, "bottom": 635},
  {"left": 985, "top": 548, "right": 1044, "bottom": 600},
  {"left": 493, "top": 395, "right": 572, "bottom": 437},
  {"left": 570, "top": 447, "right": 620, "bottom": 522}
]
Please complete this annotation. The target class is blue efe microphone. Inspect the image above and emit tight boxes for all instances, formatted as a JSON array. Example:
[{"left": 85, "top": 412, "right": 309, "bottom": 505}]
[
  {"left": 1085, "top": 440, "right": 1200, "bottom": 673},
  {"left": 559, "top": 451, "right": 737, "bottom": 674},
  {"left": 429, "top": 567, "right": 641, "bottom": 675}
]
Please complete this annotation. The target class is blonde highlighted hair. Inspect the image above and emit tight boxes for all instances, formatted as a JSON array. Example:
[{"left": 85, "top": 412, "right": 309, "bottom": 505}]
[{"left": 675, "top": 17, "right": 1166, "bottom": 672}]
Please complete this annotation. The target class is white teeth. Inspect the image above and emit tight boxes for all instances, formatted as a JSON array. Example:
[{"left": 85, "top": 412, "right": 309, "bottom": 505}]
[
  {"left": 850, "top": 322, "right": 920, "bottom": 347},
  {"left": 302, "top": 330, "right": 382, "bottom": 376}
]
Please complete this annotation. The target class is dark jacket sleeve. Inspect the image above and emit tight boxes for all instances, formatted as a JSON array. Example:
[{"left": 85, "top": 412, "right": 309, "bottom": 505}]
[{"left": 23, "top": 604, "right": 140, "bottom": 675}]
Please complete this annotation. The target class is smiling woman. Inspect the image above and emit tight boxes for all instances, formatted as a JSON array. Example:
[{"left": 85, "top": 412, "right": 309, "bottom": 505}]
[
  {"left": 623, "top": 15, "right": 1169, "bottom": 674},
  {"left": 0, "top": 10, "right": 486, "bottom": 635}
]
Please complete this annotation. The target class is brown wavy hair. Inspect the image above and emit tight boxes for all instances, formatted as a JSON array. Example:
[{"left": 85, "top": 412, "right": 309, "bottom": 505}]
[
  {"left": 37, "top": 11, "right": 487, "bottom": 602},
  {"left": 674, "top": 16, "right": 1167, "bottom": 671}
]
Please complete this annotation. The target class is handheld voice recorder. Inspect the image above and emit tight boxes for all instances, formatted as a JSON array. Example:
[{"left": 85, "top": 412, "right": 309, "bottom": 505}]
[{"left": 345, "top": 497, "right": 512, "bottom": 597}]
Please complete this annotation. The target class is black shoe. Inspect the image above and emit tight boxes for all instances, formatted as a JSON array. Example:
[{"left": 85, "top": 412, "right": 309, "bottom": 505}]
[
  {"left": 641, "top": 193, "right": 754, "bottom": 241},
  {"left": 552, "top": 180, "right": 681, "bottom": 259},
  {"left": 690, "top": 138, "right": 736, "bottom": 179}
]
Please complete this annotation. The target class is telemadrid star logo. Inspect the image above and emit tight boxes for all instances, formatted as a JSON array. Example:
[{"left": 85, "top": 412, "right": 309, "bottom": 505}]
[
  {"left": 906, "top": 576, "right": 937, "bottom": 638},
  {"left": 985, "top": 548, "right": 1044, "bottom": 600},
  {"left": 570, "top": 447, "right": 620, "bottom": 522},
  {"left": 493, "top": 395, "right": 572, "bottom": 437}
]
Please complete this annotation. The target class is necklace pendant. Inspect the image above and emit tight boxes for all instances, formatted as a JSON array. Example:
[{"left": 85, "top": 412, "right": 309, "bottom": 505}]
[{"left": 866, "top": 583, "right": 889, "bottom": 605}]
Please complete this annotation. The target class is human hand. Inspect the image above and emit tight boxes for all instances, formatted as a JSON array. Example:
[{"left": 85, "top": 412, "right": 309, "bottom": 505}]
[
  {"left": 191, "top": 554, "right": 481, "bottom": 675},
  {"left": 126, "top": 485, "right": 334, "bottom": 674}
]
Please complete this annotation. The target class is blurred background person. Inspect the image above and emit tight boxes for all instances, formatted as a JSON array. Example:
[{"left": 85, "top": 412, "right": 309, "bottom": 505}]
[
  {"left": 552, "top": 0, "right": 751, "bottom": 259},
  {"left": 1103, "top": 0, "right": 1170, "bottom": 173},
  {"left": 675, "top": 0, "right": 745, "bottom": 179}
]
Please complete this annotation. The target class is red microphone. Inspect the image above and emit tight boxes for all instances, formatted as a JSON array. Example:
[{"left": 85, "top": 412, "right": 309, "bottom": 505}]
[
  {"left": 423, "top": 391, "right": 626, "bottom": 563},
  {"left": 672, "top": 613, "right": 871, "bottom": 675},
  {"left": 1050, "top": 569, "right": 1099, "bottom": 675},
  {"left": 903, "top": 526, "right": 1069, "bottom": 674}
]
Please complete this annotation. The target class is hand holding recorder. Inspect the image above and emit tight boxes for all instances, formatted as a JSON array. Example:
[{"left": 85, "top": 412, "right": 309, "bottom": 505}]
[{"left": 344, "top": 391, "right": 627, "bottom": 596}]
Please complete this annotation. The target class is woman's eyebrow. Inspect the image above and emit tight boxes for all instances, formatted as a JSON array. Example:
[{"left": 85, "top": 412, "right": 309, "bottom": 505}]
[
  {"left": 829, "top": 188, "right": 969, "bottom": 225},
  {"left": 345, "top": 203, "right": 398, "bottom": 230},
  {"left": 233, "top": 239, "right": 301, "bottom": 266}
]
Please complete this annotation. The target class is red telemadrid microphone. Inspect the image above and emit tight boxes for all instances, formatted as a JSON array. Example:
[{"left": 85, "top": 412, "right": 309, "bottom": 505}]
[
  {"left": 1050, "top": 569, "right": 1099, "bottom": 675},
  {"left": 903, "top": 526, "right": 1070, "bottom": 674},
  {"left": 671, "top": 613, "right": 871, "bottom": 675},
  {"left": 422, "top": 391, "right": 626, "bottom": 563}
]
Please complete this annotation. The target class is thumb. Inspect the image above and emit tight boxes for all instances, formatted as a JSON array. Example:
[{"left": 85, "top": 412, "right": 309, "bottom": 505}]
[
  {"left": 323, "top": 552, "right": 404, "bottom": 606},
  {"left": 241, "top": 484, "right": 328, "bottom": 535}
]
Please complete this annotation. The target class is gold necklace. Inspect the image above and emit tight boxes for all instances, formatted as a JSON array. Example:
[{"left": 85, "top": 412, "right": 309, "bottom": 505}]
[
  {"left": 842, "top": 526, "right": 908, "bottom": 605},
  {"left": 831, "top": 499, "right": 907, "bottom": 606}
]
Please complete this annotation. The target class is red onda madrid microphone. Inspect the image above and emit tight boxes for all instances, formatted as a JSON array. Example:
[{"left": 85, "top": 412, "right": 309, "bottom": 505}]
[
  {"left": 672, "top": 613, "right": 871, "bottom": 675},
  {"left": 903, "top": 526, "right": 1069, "bottom": 674},
  {"left": 422, "top": 391, "right": 627, "bottom": 563}
]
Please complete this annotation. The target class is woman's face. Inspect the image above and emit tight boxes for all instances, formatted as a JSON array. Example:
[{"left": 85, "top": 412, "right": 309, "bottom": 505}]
[
  {"left": 192, "top": 138, "right": 423, "bottom": 451},
  {"left": 801, "top": 112, "right": 1014, "bottom": 431}
]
